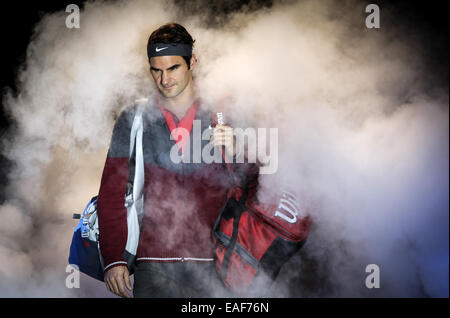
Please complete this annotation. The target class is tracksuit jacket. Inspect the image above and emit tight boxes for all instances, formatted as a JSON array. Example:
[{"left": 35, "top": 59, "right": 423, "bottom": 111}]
[{"left": 97, "top": 99, "right": 258, "bottom": 272}]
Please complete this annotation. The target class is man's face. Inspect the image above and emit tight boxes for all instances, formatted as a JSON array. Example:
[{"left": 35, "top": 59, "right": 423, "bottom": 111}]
[{"left": 149, "top": 55, "right": 194, "bottom": 99}]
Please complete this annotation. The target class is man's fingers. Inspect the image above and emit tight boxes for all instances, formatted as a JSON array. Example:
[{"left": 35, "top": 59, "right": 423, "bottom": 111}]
[
  {"left": 107, "top": 276, "right": 119, "bottom": 296},
  {"left": 116, "top": 277, "right": 131, "bottom": 298},
  {"left": 105, "top": 275, "right": 114, "bottom": 295},
  {"left": 215, "top": 131, "right": 232, "bottom": 137},
  {"left": 213, "top": 126, "right": 233, "bottom": 138},
  {"left": 108, "top": 275, "right": 130, "bottom": 298},
  {"left": 210, "top": 127, "right": 236, "bottom": 157},
  {"left": 105, "top": 279, "right": 112, "bottom": 293},
  {"left": 124, "top": 272, "right": 132, "bottom": 291},
  {"left": 212, "top": 137, "right": 234, "bottom": 148},
  {"left": 104, "top": 266, "right": 132, "bottom": 298},
  {"left": 211, "top": 134, "right": 233, "bottom": 144}
]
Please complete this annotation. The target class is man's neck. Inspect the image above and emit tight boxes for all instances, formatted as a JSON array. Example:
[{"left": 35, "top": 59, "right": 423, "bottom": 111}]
[
  {"left": 164, "top": 98, "right": 195, "bottom": 120},
  {"left": 160, "top": 84, "right": 197, "bottom": 119}
]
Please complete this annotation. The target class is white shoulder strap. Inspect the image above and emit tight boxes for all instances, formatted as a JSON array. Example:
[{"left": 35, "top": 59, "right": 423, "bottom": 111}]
[
  {"left": 124, "top": 100, "right": 146, "bottom": 256},
  {"left": 132, "top": 107, "right": 144, "bottom": 202},
  {"left": 128, "top": 101, "right": 146, "bottom": 202}
]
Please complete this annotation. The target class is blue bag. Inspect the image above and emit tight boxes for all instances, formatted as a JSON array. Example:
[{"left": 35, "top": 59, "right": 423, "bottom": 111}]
[
  {"left": 68, "top": 196, "right": 104, "bottom": 281},
  {"left": 68, "top": 101, "right": 146, "bottom": 281}
]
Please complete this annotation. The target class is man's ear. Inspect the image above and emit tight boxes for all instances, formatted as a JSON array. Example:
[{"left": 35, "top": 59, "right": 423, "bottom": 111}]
[{"left": 190, "top": 54, "right": 197, "bottom": 70}]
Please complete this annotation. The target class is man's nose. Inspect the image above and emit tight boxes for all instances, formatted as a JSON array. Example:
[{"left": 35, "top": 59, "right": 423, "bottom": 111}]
[{"left": 161, "top": 71, "right": 170, "bottom": 85}]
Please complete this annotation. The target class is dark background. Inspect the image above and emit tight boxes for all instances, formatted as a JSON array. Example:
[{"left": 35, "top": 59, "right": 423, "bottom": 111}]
[{"left": 0, "top": 0, "right": 448, "bottom": 200}]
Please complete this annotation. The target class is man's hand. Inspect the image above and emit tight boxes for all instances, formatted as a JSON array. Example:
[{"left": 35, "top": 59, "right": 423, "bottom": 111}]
[
  {"left": 104, "top": 265, "right": 132, "bottom": 298},
  {"left": 211, "top": 124, "right": 236, "bottom": 158}
]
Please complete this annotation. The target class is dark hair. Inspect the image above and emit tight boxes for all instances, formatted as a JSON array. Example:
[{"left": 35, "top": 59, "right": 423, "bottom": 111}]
[{"left": 148, "top": 23, "right": 195, "bottom": 69}]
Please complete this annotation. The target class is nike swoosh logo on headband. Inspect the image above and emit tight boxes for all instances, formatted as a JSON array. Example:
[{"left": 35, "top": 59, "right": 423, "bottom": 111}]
[{"left": 155, "top": 46, "right": 168, "bottom": 52}]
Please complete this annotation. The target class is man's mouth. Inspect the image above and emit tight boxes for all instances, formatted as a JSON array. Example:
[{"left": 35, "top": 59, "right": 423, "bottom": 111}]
[{"left": 163, "top": 84, "right": 175, "bottom": 90}]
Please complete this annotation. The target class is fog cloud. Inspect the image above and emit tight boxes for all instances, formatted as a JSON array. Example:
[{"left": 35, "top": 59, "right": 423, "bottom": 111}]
[{"left": 1, "top": 0, "right": 448, "bottom": 297}]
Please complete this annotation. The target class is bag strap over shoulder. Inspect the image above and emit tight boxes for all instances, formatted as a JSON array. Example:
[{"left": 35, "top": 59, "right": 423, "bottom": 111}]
[
  {"left": 123, "top": 99, "right": 147, "bottom": 260},
  {"left": 125, "top": 101, "right": 145, "bottom": 205}
]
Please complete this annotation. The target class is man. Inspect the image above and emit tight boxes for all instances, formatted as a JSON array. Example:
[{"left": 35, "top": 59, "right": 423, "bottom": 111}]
[{"left": 97, "top": 23, "right": 252, "bottom": 298}]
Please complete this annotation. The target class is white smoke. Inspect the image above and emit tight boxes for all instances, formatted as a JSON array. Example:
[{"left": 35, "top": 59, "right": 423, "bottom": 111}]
[{"left": 1, "top": 0, "right": 448, "bottom": 297}]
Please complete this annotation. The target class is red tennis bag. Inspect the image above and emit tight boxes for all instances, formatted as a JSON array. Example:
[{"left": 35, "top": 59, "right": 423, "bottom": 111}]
[
  {"left": 213, "top": 185, "right": 311, "bottom": 295},
  {"left": 210, "top": 108, "right": 311, "bottom": 294}
]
